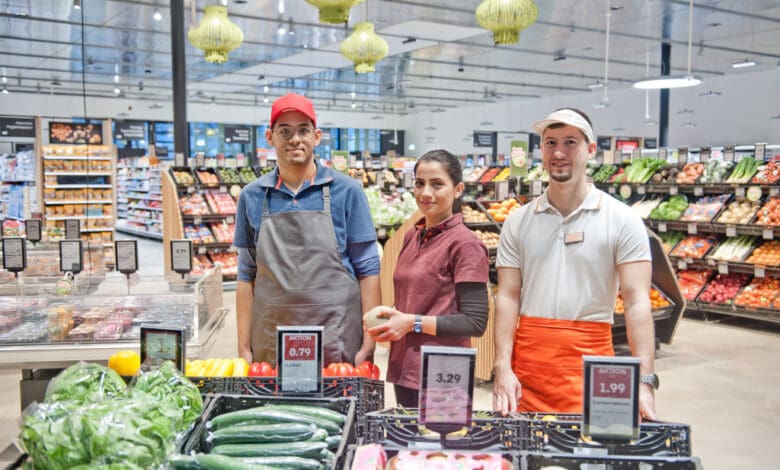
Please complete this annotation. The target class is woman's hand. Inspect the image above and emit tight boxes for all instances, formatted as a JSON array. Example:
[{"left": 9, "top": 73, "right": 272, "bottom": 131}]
[{"left": 363, "top": 306, "right": 414, "bottom": 342}]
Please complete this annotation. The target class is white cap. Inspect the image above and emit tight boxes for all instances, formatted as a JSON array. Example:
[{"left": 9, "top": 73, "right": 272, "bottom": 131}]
[{"left": 531, "top": 109, "right": 595, "bottom": 143}]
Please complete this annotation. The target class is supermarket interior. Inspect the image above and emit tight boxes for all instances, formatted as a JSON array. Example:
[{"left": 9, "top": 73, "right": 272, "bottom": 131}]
[{"left": 1, "top": 1, "right": 779, "bottom": 469}]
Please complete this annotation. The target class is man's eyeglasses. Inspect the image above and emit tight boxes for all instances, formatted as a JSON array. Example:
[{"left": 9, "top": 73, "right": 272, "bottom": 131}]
[{"left": 273, "top": 126, "right": 314, "bottom": 140}]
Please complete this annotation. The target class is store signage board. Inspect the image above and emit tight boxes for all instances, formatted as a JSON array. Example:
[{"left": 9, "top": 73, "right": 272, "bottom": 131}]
[
  {"left": 170, "top": 240, "right": 193, "bottom": 277},
  {"left": 224, "top": 125, "right": 251, "bottom": 143},
  {"left": 24, "top": 219, "right": 41, "bottom": 243},
  {"left": 700, "top": 147, "right": 711, "bottom": 163},
  {"left": 49, "top": 121, "right": 102, "bottom": 145},
  {"left": 723, "top": 145, "right": 735, "bottom": 162},
  {"left": 419, "top": 346, "right": 476, "bottom": 431},
  {"left": 678, "top": 147, "right": 688, "bottom": 165},
  {"left": 115, "top": 240, "right": 138, "bottom": 274},
  {"left": 59, "top": 240, "right": 83, "bottom": 274},
  {"left": 114, "top": 120, "right": 145, "bottom": 140},
  {"left": 2, "top": 237, "right": 26, "bottom": 273},
  {"left": 140, "top": 326, "right": 186, "bottom": 372},
  {"left": 65, "top": 219, "right": 80, "bottom": 241},
  {"left": 644, "top": 138, "right": 658, "bottom": 150},
  {"left": 509, "top": 141, "right": 528, "bottom": 178},
  {"left": 597, "top": 136, "right": 612, "bottom": 151},
  {"left": 473, "top": 131, "right": 495, "bottom": 148},
  {"left": 0, "top": 117, "right": 35, "bottom": 137},
  {"left": 755, "top": 143, "right": 767, "bottom": 161},
  {"left": 582, "top": 356, "right": 640, "bottom": 442},
  {"left": 277, "top": 326, "right": 323, "bottom": 393},
  {"left": 331, "top": 151, "right": 350, "bottom": 176}
]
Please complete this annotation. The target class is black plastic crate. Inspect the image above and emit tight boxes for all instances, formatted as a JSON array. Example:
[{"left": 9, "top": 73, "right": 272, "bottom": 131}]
[
  {"left": 525, "top": 452, "right": 702, "bottom": 470},
  {"left": 180, "top": 393, "right": 356, "bottom": 469},
  {"left": 520, "top": 413, "right": 691, "bottom": 457},
  {"left": 364, "top": 407, "right": 523, "bottom": 452},
  {"left": 188, "top": 376, "right": 237, "bottom": 395},
  {"left": 342, "top": 444, "right": 519, "bottom": 469}
]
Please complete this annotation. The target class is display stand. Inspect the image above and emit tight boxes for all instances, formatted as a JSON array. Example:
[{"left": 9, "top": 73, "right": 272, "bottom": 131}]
[{"left": 116, "top": 146, "right": 164, "bottom": 239}]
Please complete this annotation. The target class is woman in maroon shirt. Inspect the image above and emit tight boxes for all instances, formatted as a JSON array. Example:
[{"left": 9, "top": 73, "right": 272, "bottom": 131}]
[{"left": 365, "top": 149, "right": 490, "bottom": 407}]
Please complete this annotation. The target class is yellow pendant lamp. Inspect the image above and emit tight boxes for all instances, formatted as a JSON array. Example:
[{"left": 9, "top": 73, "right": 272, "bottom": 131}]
[
  {"left": 476, "top": 0, "right": 538, "bottom": 45},
  {"left": 305, "top": 0, "right": 365, "bottom": 24},
  {"left": 340, "top": 22, "right": 388, "bottom": 73},
  {"left": 187, "top": 5, "right": 244, "bottom": 64}
]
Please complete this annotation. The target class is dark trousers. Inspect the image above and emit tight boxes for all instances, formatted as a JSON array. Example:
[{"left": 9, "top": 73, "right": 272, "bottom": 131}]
[{"left": 393, "top": 384, "right": 419, "bottom": 408}]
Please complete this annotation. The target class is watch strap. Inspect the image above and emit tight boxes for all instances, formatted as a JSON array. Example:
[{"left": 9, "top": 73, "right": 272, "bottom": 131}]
[{"left": 413, "top": 315, "right": 423, "bottom": 334}]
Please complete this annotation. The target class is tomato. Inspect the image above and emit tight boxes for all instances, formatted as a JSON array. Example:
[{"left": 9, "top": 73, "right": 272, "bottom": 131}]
[
  {"left": 355, "top": 362, "right": 371, "bottom": 378},
  {"left": 248, "top": 361, "right": 275, "bottom": 376},
  {"left": 336, "top": 362, "right": 355, "bottom": 377}
]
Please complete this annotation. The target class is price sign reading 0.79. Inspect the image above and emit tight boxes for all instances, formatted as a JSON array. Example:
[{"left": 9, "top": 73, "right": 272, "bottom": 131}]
[
  {"left": 283, "top": 336, "right": 315, "bottom": 361},
  {"left": 277, "top": 326, "right": 323, "bottom": 394}
]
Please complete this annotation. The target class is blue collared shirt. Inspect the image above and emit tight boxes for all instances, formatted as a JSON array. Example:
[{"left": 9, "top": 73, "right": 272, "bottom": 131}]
[{"left": 233, "top": 161, "right": 380, "bottom": 282}]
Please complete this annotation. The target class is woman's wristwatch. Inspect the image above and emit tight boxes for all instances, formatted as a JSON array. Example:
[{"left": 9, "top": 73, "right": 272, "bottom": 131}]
[
  {"left": 640, "top": 373, "right": 660, "bottom": 390},
  {"left": 413, "top": 315, "right": 423, "bottom": 334}
]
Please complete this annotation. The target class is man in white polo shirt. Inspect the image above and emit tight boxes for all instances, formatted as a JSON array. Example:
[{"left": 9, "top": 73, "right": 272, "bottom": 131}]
[{"left": 492, "top": 108, "right": 657, "bottom": 419}]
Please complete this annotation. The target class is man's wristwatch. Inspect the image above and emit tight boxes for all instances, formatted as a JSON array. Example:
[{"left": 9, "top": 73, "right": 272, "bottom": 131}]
[
  {"left": 640, "top": 373, "right": 660, "bottom": 390},
  {"left": 413, "top": 315, "right": 423, "bottom": 334}
]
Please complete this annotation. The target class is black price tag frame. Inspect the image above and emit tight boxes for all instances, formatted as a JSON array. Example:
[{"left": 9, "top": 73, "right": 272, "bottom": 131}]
[
  {"left": 170, "top": 240, "right": 193, "bottom": 277},
  {"left": 24, "top": 219, "right": 42, "bottom": 243},
  {"left": 2, "top": 237, "right": 27, "bottom": 273},
  {"left": 276, "top": 325, "right": 323, "bottom": 394},
  {"left": 140, "top": 326, "right": 186, "bottom": 372},
  {"left": 582, "top": 355, "right": 640, "bottom": 443},
  {"left": 65, "top": 219, "right": 81, "bottom": 240},
  {"left": 59, "top": 239, "right": 83, "bottom": 274},
  {"left": 419, "top": 345, "right": 476, "bottom": 435},
  {"left": 115, "top": 240, "right": 139, "bottom": 274}
]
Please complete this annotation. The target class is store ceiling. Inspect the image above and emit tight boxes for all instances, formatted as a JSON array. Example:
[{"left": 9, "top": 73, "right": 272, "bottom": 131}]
[{"left": 0, "top": 0, "right": 778, "bottom": 119}]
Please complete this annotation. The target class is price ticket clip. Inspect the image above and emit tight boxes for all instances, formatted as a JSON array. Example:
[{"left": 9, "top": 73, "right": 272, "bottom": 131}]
[
  {"left": 115, "top": 240, "right": 139, "bottom": 294},
  {"left": 582, "top": 355, "right": 641, "bottom": 443},
  {"left": 2, "top": 237, "right": 27, "bottom": 278},
  {"left": 277, "top": 325, "right": 323, "bottom": 394},
  {"left": 170, "top": 240, "right": 193, "bottom": 280},
  {"left": 419, "top": 345, "right": 476, "bottom": 445},
  {"left": 59, "top": 239, "right": 83, "bottom": 275}
]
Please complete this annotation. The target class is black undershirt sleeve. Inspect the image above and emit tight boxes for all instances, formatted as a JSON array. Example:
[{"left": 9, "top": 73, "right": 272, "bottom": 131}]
[{"left": 434, "top": 282, "right": 489, "bottom": 337}]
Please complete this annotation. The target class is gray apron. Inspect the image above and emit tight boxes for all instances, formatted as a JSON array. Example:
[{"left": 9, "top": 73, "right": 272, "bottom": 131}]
[{"left": 250, "top": 185, "right": 363, "bottom": 366}]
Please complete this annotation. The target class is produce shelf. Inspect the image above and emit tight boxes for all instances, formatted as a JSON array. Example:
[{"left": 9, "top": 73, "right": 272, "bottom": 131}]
[{"left": 525, "top": 453, "right": 701, "bottom": 470}]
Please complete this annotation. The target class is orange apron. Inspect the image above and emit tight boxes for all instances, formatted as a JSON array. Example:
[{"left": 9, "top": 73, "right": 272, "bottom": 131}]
[{"left": 512, "top": 316, "right": 614, "bottom": 413}]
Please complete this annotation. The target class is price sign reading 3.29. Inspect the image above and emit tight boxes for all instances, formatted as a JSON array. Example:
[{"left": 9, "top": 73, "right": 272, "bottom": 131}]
[{"left": 420, "top": 346, "right": 476, "bottom": 427}]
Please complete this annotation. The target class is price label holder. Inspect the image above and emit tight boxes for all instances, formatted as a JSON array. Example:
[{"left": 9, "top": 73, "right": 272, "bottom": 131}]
[
  {"left": 678, "top": 147, "right": 689, "bottom": 165},
  {"left": 59, "top": 240, "right": 83, "bottom": 274},
  {"left": 65, "top": 219, "right": 80, "bottom": 241},
  {"left": 755, "top": 266, "right": 766, "bottom": 278},
  {"left": 724, "top": 145, "right": 735, "bottom": 163},
  {"left": 194, "top": 217, "right": 202, "bottom": 225},
  {"left": 402, "top": 172, "right": 413, "bottom": 189},
  {"left": 669, "top": 186, "right": 678, "bottom": 196},
  {"left": 718, "top": 262, "right": 729, "bottom": 275},
  {"left": 140, "top": 326, "right": 186, "bottom": 372},
  {"left": 763, "top": 229, "right": 774, "bottom": 240},
  {"left": 687, "top": 223, "right": 698, "bottom": 235},
  {"left": 755, "top": 143, "right": 767, "bottom": 161},
  {"left": 376, "top": 171, "right": 385, "bottom": 188},
  {"left": 657, "top": 223, "right": 667, "bottom": 233},
  {"left": 736, "top": 187, "right": 746, "bottom": 198},
  {"left": 678, "top": 259, "right": 687, "bottom": 270},
  {"left": 608, "top": 186, "right": 616, "bottom": 195},
  {"left": 187, "top": 186, "right": 195, "bottom": 194},
  {"left": 726, "top": 226, "right": 737, "bottom": 237},
  {"left": 658, "top": 148, "right": 668, "bottom": 161},
  {"left": 220, "top": 185, "right": 227, "bottom": 193},
  {"left": 637, "top": 185, "right": 646, "bottom": 195},
  {"left": 170, "top": 240, "right": 193, "bottom": 279},
  {"left": 198, "top": 246, "right": 207, "bottom": 255},
  {"left": 225, "top": 215, "right": 235, "bottom": 224},
  {"left": 115, "top": 240, "right": 138, "bottom": 294},
  {"left": 496, "top": 180, "right": 509, "bottom": 201},
  {"left": 476, "top": 184, "right": 483, "bottom": 192},
  {"left": 277, "top": 326, "right": 323, "bottom": 393},
  {"left": 2, "top": 237, "right": 26, "bottom": 277},
  {"left": 770, "top": 187, "right": 779, "bottom": 198},
  {"left": 700, "top": 146, "right": 711, "bottom": 163},
  {"left": 694, "top": 186, "right": 704, "bottom": 196},
  {"left": 24, "top": 219, "right": 41, "bottom": 243},
  {"left": 582, "top": 356, "right": 640, "bottom": 442},
  {"left": 419, "top": 345, "right": 476, "bottom": 444}
]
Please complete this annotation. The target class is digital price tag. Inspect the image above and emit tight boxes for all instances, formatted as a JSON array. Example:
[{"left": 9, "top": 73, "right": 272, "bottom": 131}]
[
  {"left": 583, "top": 356, "right": 640, "bottom": 442},
  {"left": 531, "top": 179, "right": 543, "bottom": 196},
  {"left": 669, "top": 186, "right": 678, "bottom": 196},
  {"left": 657, "top": 223, "right": 667, "bottom": 233},
  {"left": 755, "top": 143, "right": 767, "bottom": 161},
  {"left": 763, "top": 229, "right": 774, "bottom": 240},
  {"left": 496, "top": 180, "right": 509, "bottom": 201},
  {"left": 419, "top": 346, "right": 476, "bottom": 429},
  {"left": 770, "top": 188, "right": 779, "bottom": 198},
  {"left": 718, "top": 262, "right": 729, "bottom": 275},
  {"left": 724, "top": 145, "right": 735, "bottom": 162},
  {"left": 726, "top": 226, "right": 737, "bottom": 237},
  {"left": 755, "top": 266, "right": 766, "bottom": 278},
  {"left": 277, "top": 326, "right": 323, "bottom": 393},
  {"left": 678, "top": 147, "right": 688, "bottom": 165},
  {"left": 225, "top": 215, "right": 235, "bottom": 224},
  {"left": 476, "top": 184, "right": 483, "bottom": 192},
  {"left": 694, "top": 186, "right": 704, "bottom": 196},
  {"left": 115, "top": 240, "right": 138, "bottom": 274},
  {"left": 608, "top": 186, "right": 616, "bottom": 195},
  {"left": 637, "top": 185, "right": 646, "bottom": 195},
  {"left": 687, "top": 223, "right": 698, "bottom": 235},
  {"left": 735, "top": 187, "right": 746, "bottom": 198},
  {"left": 65, "top": 219, "right": 80, "bottom": 240},
  {"left": 187, "top": 186, "right": 195, "bottom": 194},
  {"left": 220, "top": 185, "right": 227, "bottom": 193},
  {"left": 700, "top": 147, "right": 711, "bottom": 163},
  {"left": 24, "top": 219, "right": 42, "bottom": 242},
  {"left": 685, "top": 257, "right": 694, "bottom": 265},
  {"left": 140, "top": 326, "right": 186, "bottom": 371},
  {"left": 194, "top": 217, "right": 202, "bottom": 225},
  {"left": 2, "top": 237, "right": 26, "bottom": 273},
  {"left": 170, "top": 240, "right": 193, "bottom": 275},
  {"left": 59, "top": 240, "right": 83, "bottom": 274},
  {"left": 402, "top": 172, "right": 413, "bottom": 189},
  {"left": 678, "top": 260, "right": 687, "bottom": 270},
  {"left": 198, "top": 246, "right": 207, "bottom": 255},
  {"left": 658, "top": 148, "right": 668, "bottom": 161}
]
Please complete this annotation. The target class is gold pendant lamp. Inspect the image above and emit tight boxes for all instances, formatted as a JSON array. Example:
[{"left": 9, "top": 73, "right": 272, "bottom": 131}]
[
  {"left": 305, "top": 0, "right": 365, "bottom": 24},
  {"left": 476, "top": 0, "right": 538, "bottom": 45},
  {"left": 187, "top": 5, "right": 244, "bottom": 64},
  {"left": 340, "top": 22, "right": 388, "bottom": 73}
]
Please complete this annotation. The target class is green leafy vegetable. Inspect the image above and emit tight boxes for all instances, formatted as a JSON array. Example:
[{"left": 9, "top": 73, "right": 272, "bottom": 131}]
[
  {"left": 132, "top": 360, "right": 203, "bottom": 432},
  {"left": 44, "top": 362, "right": 126, "bottom": 407}
]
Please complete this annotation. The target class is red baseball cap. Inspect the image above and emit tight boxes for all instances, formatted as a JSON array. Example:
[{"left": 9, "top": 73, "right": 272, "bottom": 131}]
[{"left": 270, "top": 93, "right": 317, "bottom": 127}]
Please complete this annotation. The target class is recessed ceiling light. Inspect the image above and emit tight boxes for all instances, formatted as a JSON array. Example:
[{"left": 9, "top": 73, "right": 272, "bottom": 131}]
[
  {"left": 153, "top": 9, "right": 162, "bottom": 21},
  {"left": 731, "top": 59, "right": 756, "bottom": 69},
  {"left": 350, "top": 102, "right": 356, "bottom": 109},
  {"left": 73, "top": 0, "right": 81, "bottom": 10},
  {"left": 113, "top": 86, "right": 121, "bottom": 94},
  {"left": 633, "top": 76, "right": 702, "bottom": 89},
  {"left": 1, "top": 86, "right": 8, "bottom": 94},
  {"left": 262, "top": 96, "right": 269, "bottom": 103},
  {"left": 588, "top": 81, "right": 604, "bottom": 89}
]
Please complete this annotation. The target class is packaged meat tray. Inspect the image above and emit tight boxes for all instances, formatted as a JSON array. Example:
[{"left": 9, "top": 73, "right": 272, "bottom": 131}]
[
  {"left": 205, "top": 190, "right": 237, "bottom": 215},
  {"left": 195, "top": 169, "right": 220, "bottom": 186},
  {"left": 209, "top": 222, "right": 234, "bottom": 244},
  {"left": 179, "top": 193, "right": 211, "bottom": 215},
  {"left": 183, "top": 224, "right": 216, "bottom": 244},
  {"left": 94, "top": 320, "right": 124, "bottom": 340}
]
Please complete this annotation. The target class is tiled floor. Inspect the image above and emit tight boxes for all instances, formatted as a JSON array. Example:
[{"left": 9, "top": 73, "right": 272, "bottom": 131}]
[{"left": 1, "top": 237, "right": 778, "bottom": 469}]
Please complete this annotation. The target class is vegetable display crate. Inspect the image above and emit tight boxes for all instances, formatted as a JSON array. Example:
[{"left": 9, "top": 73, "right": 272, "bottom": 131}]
[
  {"left": 180, "top": 393, "right": 356, "bottom": 469},
  {"left": 519, "top": 413, "right": 691, "bottom": 457},
  {"left": 233, "top": 376, "right": 384, "bottom": 435},
  {"left": 342, "top": 444, "right": 518, "bottom": 469},
  {"left": 364, "top": 407, "right": 524, "bottom": 453},
  {"left": 525, "top": 453, "right": 701, "bottom": 470},
  {"left": 187, "top": 376, "right": 236, "bottom": 395}
]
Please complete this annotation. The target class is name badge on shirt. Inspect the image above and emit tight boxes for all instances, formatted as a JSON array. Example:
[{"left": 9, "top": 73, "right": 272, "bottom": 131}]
[{"left": 564, "top": 232, "right": 584, "bottom": 245}]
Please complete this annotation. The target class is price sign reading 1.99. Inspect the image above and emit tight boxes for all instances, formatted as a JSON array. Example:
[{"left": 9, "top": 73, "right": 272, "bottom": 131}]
[
  {"left": 277, "top": 326, "right": 323, "bottom": 394},
  {"left": 419, "top": 346, "right": 476, "bottom": 428},
  {"left": 582, "top": 356, "right": 640, "bottom": 442}
]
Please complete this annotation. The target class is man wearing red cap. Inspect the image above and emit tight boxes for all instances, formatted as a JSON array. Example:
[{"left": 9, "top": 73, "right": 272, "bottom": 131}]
[
  {"left": 233, "top": 93, "right": 381, "bottom": 367},
  {"left": 492, "top": 108, "right": 657, "bottom": 419}
]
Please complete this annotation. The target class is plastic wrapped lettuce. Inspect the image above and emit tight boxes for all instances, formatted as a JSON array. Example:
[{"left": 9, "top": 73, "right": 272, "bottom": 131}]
[
  {"left": 364, "top": 187, "right": 418, "bottom": 227},
  {"left": 44, "top": 362, "right": 126, "bottom": 407},
  {"left": 132, "top": 360, "right": 203, "bottom": 432}
]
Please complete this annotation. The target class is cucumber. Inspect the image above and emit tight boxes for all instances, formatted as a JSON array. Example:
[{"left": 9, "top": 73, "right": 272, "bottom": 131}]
[
  {"left": 239, "top": 456, "right": 322, "bottom": 469},
  {"left": 208, "top": 423, "right": 315, "bottom": 446},
  {"left": 208, "top": 409, "right": 340, "bottom": 434},
  {"left": 211, "top": 441, "right": 328, "bottom": 459},
  {"left": 324, "top": 434, "right": 341, "bottom": 450},
  {"left": 194, "top": 453, "right": 275, "bottom": 470},
  {"left": 305, "top": 428, "right": 328, "bottom": 442},
  {"left": 168, "top": 455, "right": 200, "bottom": 470},
  {"left": 262, "top": 404, "right": 346, "bottom": 425}
]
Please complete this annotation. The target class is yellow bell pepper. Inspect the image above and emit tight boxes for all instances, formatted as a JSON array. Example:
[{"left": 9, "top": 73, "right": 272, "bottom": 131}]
[
  {"left": 215, "top": 359, "right": 234, "bottom": 377},
  {"left": 232, "top": 358, "right": 249, "bottom": 377}
]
